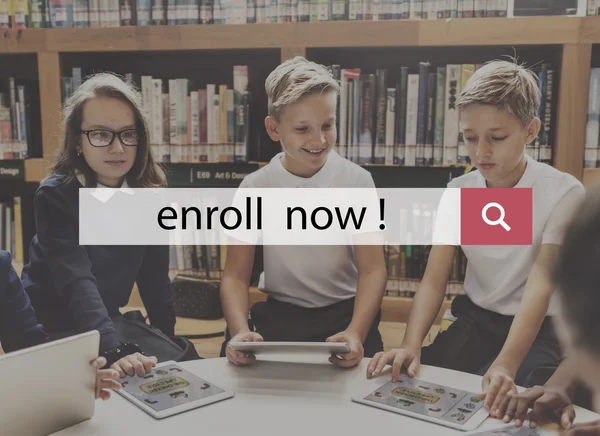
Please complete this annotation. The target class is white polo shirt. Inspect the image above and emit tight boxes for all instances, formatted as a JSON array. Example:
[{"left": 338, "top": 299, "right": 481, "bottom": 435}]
[
  {"left": 449, "top": 154, "right": 585, "bottom": 316},
  {"left": 228, "top": 149, "right": 377, "bottom": 308}
]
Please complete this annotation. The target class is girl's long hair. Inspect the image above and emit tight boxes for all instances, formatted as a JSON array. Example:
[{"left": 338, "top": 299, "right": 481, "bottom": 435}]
[{"left": 50, "top": 72, "right": 166, "bottom": 188}]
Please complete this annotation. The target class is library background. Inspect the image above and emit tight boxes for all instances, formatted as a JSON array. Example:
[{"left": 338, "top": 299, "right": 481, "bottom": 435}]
[{"left": 1, "top": 0, "right": 600, "bottom": 356}]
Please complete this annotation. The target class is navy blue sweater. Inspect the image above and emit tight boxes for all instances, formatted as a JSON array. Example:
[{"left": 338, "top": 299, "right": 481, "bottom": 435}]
[
  {"left": 0, "top": 250, "right": 49, "bottom": 353},
  {"left": 20, "top": 173, "right": 176, "bottom": 353}
]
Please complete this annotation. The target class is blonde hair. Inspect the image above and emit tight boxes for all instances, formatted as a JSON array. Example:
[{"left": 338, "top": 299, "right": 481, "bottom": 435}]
[
  {"left": 265, "top": 56, "right": 340, "bottom": 119},
  {"left": 456, "top": 59, "right": 541, "bottom": 125},
  {"left": 50, "top": 72, "right": 166, "bottom": 188}
]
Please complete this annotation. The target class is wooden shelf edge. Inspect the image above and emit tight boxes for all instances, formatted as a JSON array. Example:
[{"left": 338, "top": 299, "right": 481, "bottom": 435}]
[
  {"left": 0, "top": 16, "right": 589, "bottom": 54},
  {"left": 24, "top": 158, "right": 47, "bottom": 183},
  {"left": 583, "top": 168, "right": 600, "bottom": 188}
]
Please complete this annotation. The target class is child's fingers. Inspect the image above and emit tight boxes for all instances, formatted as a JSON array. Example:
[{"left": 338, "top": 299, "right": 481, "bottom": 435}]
[
  {"left": 483, "top": 377, "right": 503, "bottom": 410},
  {"left": 131, "top": 359, "right": 146, "bottom": 377},
  {"left": 407, "top": 358, "right": 420, "bottom": 378},
  {"left": 492, "top": 383, "right": 516, "bottom": 418},
  {"left": 366, "top": 352, "right": 384, "bottom": 378},
  {"left": 99, "top": 379, "right": 123, "bottom": 391},
  {"left": 391, "top": 351, "right": 409, "bottom": 382},
  {"left": 141, "top": 357, "right": 156, "bottom": 373}
]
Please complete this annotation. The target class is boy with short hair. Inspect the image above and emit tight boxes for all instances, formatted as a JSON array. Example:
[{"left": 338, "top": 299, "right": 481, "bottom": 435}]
[
  {"left": 0, "top": 250, "right": 157, "bottom": 400},
  {"left": 220, "top": 56, "right": 387, "bottom": 368},
  {"left": 501, "top": 184, "right": 600, "bottom": 434},
  {"left": 366, "top": 60, "right": 585, "bottom": 416}
]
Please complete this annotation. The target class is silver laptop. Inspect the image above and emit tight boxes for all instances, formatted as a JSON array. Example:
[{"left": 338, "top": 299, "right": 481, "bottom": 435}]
[{"left": 0, "top": 330, "right": 100, "bottom": 436}]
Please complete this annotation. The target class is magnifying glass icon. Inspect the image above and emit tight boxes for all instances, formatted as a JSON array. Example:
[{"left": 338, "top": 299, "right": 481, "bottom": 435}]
[{"left": 481, "top": 202, "right": 511, "bottom": 231}]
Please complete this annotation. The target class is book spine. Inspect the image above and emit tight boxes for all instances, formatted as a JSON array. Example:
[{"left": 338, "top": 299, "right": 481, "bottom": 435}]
[
  {"left": 233, "top": 65, "right": 249, "bottom": 163},
  {"left": 457, "top": 64, "right": 474, "bottom": 165},
  {"left": 425, "top": 72, "right": 436, "bottom": 167},
  {"left": 385, "top": 88, "right": 396, "bottom": 165},
  {"left": 374, "top": 69, "right": 387, "bottom": 164},
  {"left": 395, "top": 66, "right": 408, "bottom": 165},
  {"left": 405, "top": 74, "right": 419, "bottom": 167},
  {"left": 542, "top": 64, "right": 554, "bottom": 165},
  {"left": 359, "top": 74, "right": 375, "bottom": 165},
  {"left": 416, "top": 62, "right": 429, "bottom": 167},
  {"left": 433, "top": 66, "right": 446, "bottom": 166},
  {"left": 443, "top": 64, "right": 461, "bottom": 166}
]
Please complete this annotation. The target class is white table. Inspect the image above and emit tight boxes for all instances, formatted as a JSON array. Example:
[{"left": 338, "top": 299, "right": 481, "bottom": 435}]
[{"left": 51, "top": 355, "right": 600, "bottom": 436}]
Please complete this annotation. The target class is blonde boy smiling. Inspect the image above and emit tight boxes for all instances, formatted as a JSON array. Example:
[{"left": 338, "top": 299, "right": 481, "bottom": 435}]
[{"left": 220, "top": 57, "right": 388, "bottom": 368}]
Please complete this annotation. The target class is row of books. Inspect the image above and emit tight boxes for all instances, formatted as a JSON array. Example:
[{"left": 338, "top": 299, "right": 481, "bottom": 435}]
[
  {"left": 330, "top": 61, "right": 554, "bottom": 167},
  {"left": 168, "top": 241, "right": 466, "bottom": 300},
  {"left": 1, "top": 78, "right": 29, "bottom": 160},
  {"left": 1, "top": 0, "right": 511, "bottom": 29},
  {"left": 584, "top": 67, "right": 600, "bottom": 169},
  {"left": 62, "top": 66, "right": 251, "bottom": 163},
  {"left": 4, "top": 0, "right": 596, "bottom": 30},
  {"left": 0, "top": 198, "right": 23, "bottom": 264}
]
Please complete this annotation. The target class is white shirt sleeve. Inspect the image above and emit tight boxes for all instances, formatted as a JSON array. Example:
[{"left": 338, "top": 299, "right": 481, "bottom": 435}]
[{"left": 542, "top": 183, "right": 586, "bottom": 245}]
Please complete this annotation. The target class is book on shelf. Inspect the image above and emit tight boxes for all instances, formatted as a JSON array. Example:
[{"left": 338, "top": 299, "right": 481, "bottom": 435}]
[
  {"left": 584, "top": 67, "right": 600, "bottom": 169},
  {"left": 330, "top": 60, "right": 554, "bottom": 168},
  {"left": 0, "top": 0, "right": 514, "bottom": 29},
  {"left": 385, "top": 243, "right": 466, "bottom": 300},
  {"left": 0, "top": 196, "right": 35, "bottom": 265},
  {"left": 61, "top": 65, "right": 250, "bottom": 164},
  {"left": 0, "top": 78, "right": 42, "bottom": 161}
]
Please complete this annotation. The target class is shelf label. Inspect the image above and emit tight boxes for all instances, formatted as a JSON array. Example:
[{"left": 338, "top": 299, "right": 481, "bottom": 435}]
[
  {"left": 0, "top": 160, "right": 25, "bottom": 180},
  {"left": 165, "top": 163, "right": 260, "bottom": 187}
]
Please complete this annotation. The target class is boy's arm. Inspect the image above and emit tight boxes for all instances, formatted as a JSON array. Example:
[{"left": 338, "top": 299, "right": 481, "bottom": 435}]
[
  {"left": 220, "top": 243, "right": 256, "bottom": 337},
  {"left": 366, "top": 244, "right": 456, "bottom": 379},
  {"left": 484, "top": 184, "right": 586, "bottom": 415},
  {"left": 327, "top": 239, "right": 387, "bottom": 368},
  {"left": 482, "top": 243, "right": 558, "bottom": 413}
]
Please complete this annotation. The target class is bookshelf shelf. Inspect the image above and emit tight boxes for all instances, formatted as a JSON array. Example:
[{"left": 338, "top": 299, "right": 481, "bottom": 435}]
[
  {"left": 583, "top": 168, "right": 600, "bottom": 188},
  {"left": 0, "top": 16, "right": 596, "bottom": 55},
  {"left": 24, "top": 158, "right": 46, "bottom": 182}
]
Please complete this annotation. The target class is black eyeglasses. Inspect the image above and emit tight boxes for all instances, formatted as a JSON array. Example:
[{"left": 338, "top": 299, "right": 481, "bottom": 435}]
[{"left": 80, "top": 129, "right": 139, "bottom": 147}]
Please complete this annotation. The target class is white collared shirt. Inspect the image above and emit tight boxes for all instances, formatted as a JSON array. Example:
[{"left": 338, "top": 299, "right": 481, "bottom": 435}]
[
  {"left": 76, "top": 173, "right": 134, "bottom": 203},
  {"left": 227, "top": 150, "right": 377, "bottom": 308},
  {"left": 449, "top": 154, "right": 585, "bottom": 315}
]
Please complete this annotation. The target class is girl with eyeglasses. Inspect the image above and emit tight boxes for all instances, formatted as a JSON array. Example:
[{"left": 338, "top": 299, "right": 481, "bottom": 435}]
[{"left": 20, "top": 73, "right": 175, "bottom": 375}]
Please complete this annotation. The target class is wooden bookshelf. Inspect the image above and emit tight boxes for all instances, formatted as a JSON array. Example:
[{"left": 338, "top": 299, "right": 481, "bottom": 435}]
[
  {"left": 0, "top": 17, "right": 594, "bottom": 181},
  {"left": 0, "top": 16, "right": 596, "bottom": 54},
  {"left": 583, "top": 168, "right": 600, "bottom": 188},
  {"left": 2, "top": 16, "right": 600, "bottom": 325}
]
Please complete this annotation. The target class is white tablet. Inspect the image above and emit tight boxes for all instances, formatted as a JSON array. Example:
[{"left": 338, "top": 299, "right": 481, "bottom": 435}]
[
  {"left": 228, "top": 341, "right": 351, "bottom": 355},
  {"left": 352, "top": 375, "right": 489, "bottom": 432},
  {"left": 115, "top": 360, "right": 234, "bottom": 419},
  {"left": 463, "top": 423, "right": 553, "bottom": 435}
]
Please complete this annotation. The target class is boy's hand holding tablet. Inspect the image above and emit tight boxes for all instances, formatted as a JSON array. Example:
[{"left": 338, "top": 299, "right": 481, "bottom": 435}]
[
  {"left": 226, "top": 331, "right": 264, "bottom": 366},
  {"left": 326, "top": 330, "right": 362, "bottom": 368}
]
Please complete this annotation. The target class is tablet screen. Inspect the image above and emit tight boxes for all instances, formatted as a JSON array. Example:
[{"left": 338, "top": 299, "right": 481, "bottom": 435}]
[
  {"left": 118, "top": 363, "right": 225, "bottom": 413},
  {"left": 364, "top": 375, "right": 486, "bottom": 426}
]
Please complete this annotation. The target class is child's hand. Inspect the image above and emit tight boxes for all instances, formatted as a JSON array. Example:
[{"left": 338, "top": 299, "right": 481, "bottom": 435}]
[
  {"left": 225, "top": 331, "right": 263, "bottom": 366},
  {"left": 111, "top": 352, "right": 158, "bottom": 378},
  {"left": 561, "top": 419, "right": 600, "bottom": 435},
  {"left": 480, "top": 365, "right": 517, "bottom": 418},
  {"left": 326, "top": 330, "right": 363, "bottom": 368},
  {"left": 92, "top": 356, "right": 122, "bottom": 401},
  {"left": 501, "top": 385, "right": 575, "bottom": 429},
  {"left": 366, "top": 346, "right": 421, "bottom": 381}
]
